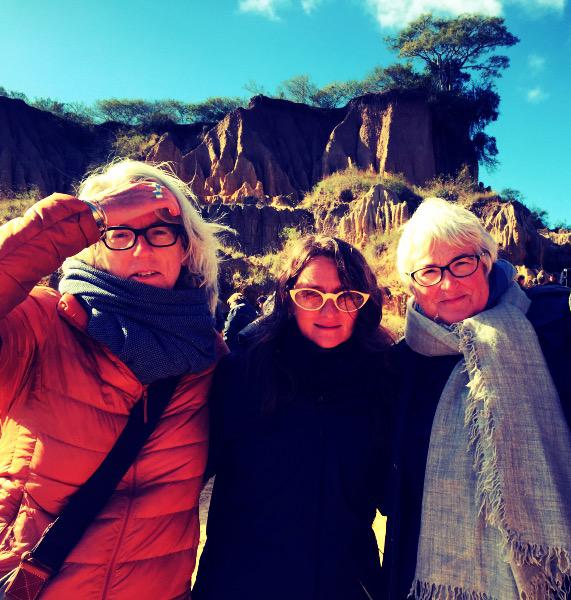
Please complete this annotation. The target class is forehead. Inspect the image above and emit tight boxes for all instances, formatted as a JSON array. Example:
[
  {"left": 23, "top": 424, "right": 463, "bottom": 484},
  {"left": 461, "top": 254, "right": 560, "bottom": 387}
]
[
  {"left": 295, "top": 256, "right": 342, "bottom": 288},
  {"left": 412, "top": 241, "right": 478, "bottom": 269},
  {"left": 118, "top": 212, "right": 167, "bottom": 229}
]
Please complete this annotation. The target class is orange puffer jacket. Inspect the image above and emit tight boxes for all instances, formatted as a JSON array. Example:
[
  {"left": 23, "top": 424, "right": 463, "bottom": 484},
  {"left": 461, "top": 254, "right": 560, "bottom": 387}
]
[{"left": 0, "top": 196, "right": 214, "bottom": 599}]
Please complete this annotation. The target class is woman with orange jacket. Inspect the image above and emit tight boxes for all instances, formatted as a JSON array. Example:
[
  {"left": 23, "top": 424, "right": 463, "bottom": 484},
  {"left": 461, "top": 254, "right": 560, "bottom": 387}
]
[{"left": 0, "top": 160, "right": 225, "bottom": 599}]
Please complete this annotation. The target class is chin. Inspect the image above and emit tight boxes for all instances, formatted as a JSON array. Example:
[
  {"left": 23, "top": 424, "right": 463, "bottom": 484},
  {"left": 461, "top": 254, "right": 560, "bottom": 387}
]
[{"left": 314, "top": 335, "right": 349, "bottom": 349}]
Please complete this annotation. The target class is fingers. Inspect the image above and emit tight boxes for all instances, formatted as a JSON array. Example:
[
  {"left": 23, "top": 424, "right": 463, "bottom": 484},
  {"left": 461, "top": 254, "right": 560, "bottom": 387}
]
[{"left": 91, "top": 180, "right": 181, "bottom": 224}]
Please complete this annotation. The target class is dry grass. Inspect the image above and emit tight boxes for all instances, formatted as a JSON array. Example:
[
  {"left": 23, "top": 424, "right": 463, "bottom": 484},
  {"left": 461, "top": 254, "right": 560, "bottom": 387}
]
[{"left": 0, "top": 192, "right": 40, "bottom": 225}]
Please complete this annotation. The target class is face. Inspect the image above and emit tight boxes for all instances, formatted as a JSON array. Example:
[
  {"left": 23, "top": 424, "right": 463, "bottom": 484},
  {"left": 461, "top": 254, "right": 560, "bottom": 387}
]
[
  {"left": 96, "top": 212, "right": 185, "bottom": 289},
  {"left": 291, "top": 256, "right": 358, "bottom": 349},
  {"left": 410, "top": 243, "right": 489, "bottom": 324}
]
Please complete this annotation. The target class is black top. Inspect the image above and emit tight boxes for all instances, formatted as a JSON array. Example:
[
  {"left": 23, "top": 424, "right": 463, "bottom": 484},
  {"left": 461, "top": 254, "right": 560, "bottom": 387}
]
[
  {"left": 222, "top": 301, "right": 258, "bottom": 350},
  {"left": 193, "top": 323, "right": 393, "bottom": 600},
  {"left": 382, "top": 285, "right": 571, "bottom": 600}
]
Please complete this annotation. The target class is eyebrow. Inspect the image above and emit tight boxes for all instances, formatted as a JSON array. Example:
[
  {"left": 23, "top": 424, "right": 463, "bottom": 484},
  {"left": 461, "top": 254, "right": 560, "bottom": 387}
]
[
  {"left": 295, "top": 285, "right": 345, "bottom": 293},
  {"left": 418, "top": 253, "right": 475, "bottom": 269}
]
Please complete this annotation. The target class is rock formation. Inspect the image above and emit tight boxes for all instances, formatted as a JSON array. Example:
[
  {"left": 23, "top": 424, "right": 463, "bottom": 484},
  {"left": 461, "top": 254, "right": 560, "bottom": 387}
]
[
  {"left": 0, "top": 97, "right": 114, "bottom": 195},
  {"left": 322, "top": 94, "right": 437, "bottom": 186},
  {"left": 314, "top": 184, "right": 412, "bottom": 245},
  {"left": 202, "top": 202, "right": 312, "bottom": 255},
  {"left": 148, "top": 92, "right": 478, "bottom": 203},
  {"left": 472, "top": 198, "right": 544, "bottom": 266},
  {"left": 1, "top": 94, "right": 568, "bottom": 269}
]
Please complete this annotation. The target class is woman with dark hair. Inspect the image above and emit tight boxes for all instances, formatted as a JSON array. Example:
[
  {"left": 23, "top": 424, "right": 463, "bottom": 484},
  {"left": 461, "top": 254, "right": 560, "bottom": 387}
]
[{"left": 193, "top": 235, "right": 393, "bottom": 600}]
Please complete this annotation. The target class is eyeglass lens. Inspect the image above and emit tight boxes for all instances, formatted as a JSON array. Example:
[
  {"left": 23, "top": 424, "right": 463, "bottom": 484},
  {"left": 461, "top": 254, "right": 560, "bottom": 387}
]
[
  {"left": 293, "top": 289, "right": 366, "bottom": 312},
  {"left": 413, "top": 255, "right": 479, "bottom": 286},
  {"left": 105, "top": 225, "right": 179, "bottom": 250}
]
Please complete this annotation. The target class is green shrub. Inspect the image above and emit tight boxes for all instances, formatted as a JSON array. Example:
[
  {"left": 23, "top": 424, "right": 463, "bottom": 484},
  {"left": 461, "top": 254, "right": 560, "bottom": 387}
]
[{"left": 113, "top": 130, "right": 156, "bottom": 159}]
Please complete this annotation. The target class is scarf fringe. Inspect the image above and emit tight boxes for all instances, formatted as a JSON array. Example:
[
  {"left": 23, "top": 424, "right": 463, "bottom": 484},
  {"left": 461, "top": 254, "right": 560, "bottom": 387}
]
[
  {"left": 456, "top": 325, "right": 571, "bottom": 598},
  {"left": 409, "top": 579, "right": 495, "bottom": 600}
]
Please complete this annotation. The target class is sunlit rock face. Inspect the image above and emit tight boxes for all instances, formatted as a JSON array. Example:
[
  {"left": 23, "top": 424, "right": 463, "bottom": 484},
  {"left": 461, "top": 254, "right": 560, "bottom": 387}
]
[
  {"left": 313, "top": 184, "right": 411, "bottom": 245},
  {"left": 322, "top": 94, "right": 437, "bottom": 187},
  {"left": 471, "top": 198, "right": 544, "bottom": 266},
  {"left": 150, "top": 92, "right": 475, "bottom": 204}
]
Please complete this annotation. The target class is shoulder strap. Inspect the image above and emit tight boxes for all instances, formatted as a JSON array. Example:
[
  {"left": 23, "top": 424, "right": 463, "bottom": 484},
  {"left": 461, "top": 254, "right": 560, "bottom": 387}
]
[{"left": 29, "top": 375, "right": 180, "bottom": 573}]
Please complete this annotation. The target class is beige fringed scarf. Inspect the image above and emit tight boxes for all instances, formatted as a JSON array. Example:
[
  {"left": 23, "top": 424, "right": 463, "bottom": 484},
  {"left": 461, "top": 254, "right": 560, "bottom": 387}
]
[{"left": 405, "top": 283, "right": 571, "bottom": 600}]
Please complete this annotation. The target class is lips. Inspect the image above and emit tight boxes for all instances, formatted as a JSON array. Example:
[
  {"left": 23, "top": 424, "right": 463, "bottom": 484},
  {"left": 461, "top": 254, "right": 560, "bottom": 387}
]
[
  {"left": 314, "top": 324, "right": 341, "bottom": 329},
  {"left": 130, "top": 271, "right": 160, "bottom": 279},
  {"left": 439, "top": 295, "right": 466, "bottom": 305}
]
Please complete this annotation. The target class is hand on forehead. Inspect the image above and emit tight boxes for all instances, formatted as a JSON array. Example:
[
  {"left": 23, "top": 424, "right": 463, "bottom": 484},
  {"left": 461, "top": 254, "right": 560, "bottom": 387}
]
[{"left": 94, "top": 180, "right": 181, "bottom": 226}]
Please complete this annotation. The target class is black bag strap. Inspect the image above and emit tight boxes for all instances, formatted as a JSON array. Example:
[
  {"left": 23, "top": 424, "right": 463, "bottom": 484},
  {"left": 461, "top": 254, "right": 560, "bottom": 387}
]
[{"left": 29, "top": 375, "right": 180, "bottom": 573}]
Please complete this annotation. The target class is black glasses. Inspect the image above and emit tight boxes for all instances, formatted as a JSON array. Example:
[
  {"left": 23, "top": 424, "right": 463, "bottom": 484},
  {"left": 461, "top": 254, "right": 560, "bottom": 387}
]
[
  {"left": 103, "top": 224, "right": 183, "bottom": 251},
  {"left": 408, "top": 252, "right": 487, "bottom": 287},
  {"left": 289, "top": 288, "right": 370, "bottom": 312}
]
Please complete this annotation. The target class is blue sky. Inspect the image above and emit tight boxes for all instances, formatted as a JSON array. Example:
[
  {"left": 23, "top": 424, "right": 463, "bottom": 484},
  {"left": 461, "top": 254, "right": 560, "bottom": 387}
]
[{"left": 0, "top": 0, "right": 569, "bottom": 225}]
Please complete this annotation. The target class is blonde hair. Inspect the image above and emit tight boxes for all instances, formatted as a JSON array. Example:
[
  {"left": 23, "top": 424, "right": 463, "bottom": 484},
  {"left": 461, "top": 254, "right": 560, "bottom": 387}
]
[
  {"left": 396, "top": 197, "right": 498, "bottom": 292},
  {"left": 67, "top": 159, "right": 227, "bottom": 311}
]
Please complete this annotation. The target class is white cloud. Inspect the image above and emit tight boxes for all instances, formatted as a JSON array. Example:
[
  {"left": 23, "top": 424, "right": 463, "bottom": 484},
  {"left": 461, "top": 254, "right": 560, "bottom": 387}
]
[
  {"left": 238, "top": 0, "right": 283, "bottom": 19},
  {"left": 363, "top": 0, "right": 565, "bottom": 28},
  {"left": 301, "top": 0, "right": 322, "bottom": 13},
  {"left": 526, "top": 86, "right": 549, "bottom": 103},
  {"left": 238, "top": 0, "right": 322, "bottom": 18},
  {"left": 363, "top": 0, "right": 502, "bottom": 28},
  {"left": 528, "top": 53, "right": 546, "bottom": 73}
]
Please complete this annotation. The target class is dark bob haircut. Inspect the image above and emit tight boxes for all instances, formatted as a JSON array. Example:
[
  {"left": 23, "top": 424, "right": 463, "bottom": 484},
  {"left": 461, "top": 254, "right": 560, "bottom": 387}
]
[{"left": 257, "top": 234, "right": 391, "bottom": 349}]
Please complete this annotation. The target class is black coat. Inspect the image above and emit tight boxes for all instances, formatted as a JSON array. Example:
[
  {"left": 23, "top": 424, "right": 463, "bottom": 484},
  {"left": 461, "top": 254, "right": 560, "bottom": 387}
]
[
  {"left": 222, "top": 301, "right": 258, "bottom": 350},
  {"left": 193, "top": 324, "right": 393, "bottom": 600},
  {"left": 382, "top": 285, "right": 571, "bottom": 600}
]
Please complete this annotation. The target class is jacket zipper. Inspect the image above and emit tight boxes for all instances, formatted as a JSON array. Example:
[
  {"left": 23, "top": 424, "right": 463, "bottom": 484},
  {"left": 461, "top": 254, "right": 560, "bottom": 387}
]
[
  {"left": 359, "top": 580, "right": 374, "bottom": 600},
  {"left": 100, "top": 463, "right": 136, "bottom": 599},
  {"left": 315, "top": 400, "right": 324, "bottom": 599}
]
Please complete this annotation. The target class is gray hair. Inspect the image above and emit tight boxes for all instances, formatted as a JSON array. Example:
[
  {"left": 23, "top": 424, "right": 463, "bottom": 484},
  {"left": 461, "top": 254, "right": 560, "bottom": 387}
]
[
  {"left": 65, "top": 159, "right": 227, "bottom": 312},
  {"left": 396, "top": 197, "right": 498, "bottom": 292}
]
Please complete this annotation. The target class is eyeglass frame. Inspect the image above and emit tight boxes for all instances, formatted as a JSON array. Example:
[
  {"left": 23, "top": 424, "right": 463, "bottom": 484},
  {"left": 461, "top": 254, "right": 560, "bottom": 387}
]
[
  {"left": 102, "top": 224, "right": 184, "bottom": 251},
  {"left": 288, "top": 288, "right": 370, "bottom": 312},
  {"left": 407, "top": 251, "right": 489, "bottom": 287}
]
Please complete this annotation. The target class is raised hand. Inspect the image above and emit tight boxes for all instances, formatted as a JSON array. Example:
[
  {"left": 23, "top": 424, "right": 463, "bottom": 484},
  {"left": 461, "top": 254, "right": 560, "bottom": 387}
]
[{"left": 88, "top": 181, "right": 181, "bottom": 227}]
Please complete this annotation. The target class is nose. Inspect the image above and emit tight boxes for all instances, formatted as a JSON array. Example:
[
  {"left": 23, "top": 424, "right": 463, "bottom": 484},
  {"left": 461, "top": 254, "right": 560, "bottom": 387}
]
[
  {"left": 320, "top": 298, "right": 338, "bottom": 315},
  {"left": 439, "top": 269, "right": 458, "bottom": 290},
  {"left": 131, "top": 233, "right": 154, "bottom": 256}
]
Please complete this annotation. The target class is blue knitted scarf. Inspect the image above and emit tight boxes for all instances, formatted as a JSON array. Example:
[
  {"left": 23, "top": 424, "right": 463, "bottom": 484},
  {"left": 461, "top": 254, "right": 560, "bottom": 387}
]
[{"left": 59, "top": 260, "right": 217, "bottom": 383}]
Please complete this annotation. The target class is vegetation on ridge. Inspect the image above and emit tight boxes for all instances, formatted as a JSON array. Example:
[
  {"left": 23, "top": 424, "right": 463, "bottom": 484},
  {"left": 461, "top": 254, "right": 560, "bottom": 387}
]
[{"left": 1, "top": 14, "right": 517, "bottom": 171}]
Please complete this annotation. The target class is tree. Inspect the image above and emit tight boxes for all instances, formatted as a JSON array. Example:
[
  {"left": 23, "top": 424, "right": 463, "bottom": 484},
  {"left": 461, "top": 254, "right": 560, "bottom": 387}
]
[
  {"left": 276, "top": 75, "right": 318, "bottom": 105},
  {"left": 94, "top": 99, "right": 155, "bottom": 125},
  {"left": 187, "top": 97, "right": 244, "bottom": 123},
  {"left": 311, "top": 82, "right": 358, "bottom": 108},
  {"left": 385, "top": 15, "right": 519, "bottom": 92},
  {"left": 360, "top": 63, "right": 431, "bottom": 93}
]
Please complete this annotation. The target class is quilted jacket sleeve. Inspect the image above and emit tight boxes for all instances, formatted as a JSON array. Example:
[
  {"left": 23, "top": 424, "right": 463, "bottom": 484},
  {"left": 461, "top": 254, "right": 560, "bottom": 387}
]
[{"left": 0, "top": 194, "right": 101, "bottom": 414}]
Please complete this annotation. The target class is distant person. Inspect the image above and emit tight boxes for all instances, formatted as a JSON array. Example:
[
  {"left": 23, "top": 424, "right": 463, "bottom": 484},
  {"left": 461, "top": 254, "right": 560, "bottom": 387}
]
[
  {"left": 385, "top": 198, "right": 571, "bottom": 600},
  {"left": 222, "top": 291, "right": 257, "bottom": 350},
  {"left": 545, "top": 273, "right": 558, "bottom": 285},
  {"left": 193, "top": 235, "right": 394, "bottom": 600},
  {"left": 516, "top": 273, "right": 526, "bottom": 288},
  {"left": 256, "top": 294, "right": 268, "bottom": 314},
  {"left": 0, "top": 159, "right": 224, "bottom": 598}
]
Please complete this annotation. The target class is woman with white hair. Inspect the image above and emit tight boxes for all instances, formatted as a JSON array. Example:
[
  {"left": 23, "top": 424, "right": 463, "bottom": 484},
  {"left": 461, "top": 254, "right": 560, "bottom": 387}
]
[
  {"left": 383, "top": 198, "right": 571, "bottom": 600},
  {"left": 0, "top": 160, "right": 225, "bottom": 599}
]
